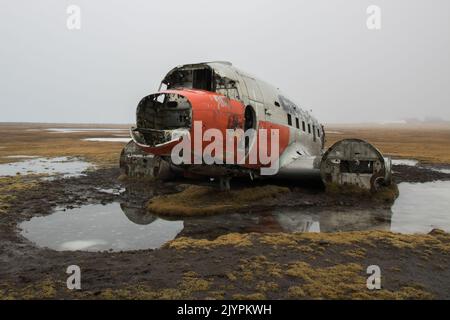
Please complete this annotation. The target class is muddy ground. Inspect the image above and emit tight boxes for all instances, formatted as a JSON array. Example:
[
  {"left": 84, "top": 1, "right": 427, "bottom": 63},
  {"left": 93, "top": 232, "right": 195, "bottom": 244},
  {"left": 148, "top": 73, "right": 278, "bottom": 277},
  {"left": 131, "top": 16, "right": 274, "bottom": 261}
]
[
  {"left": 1, "top": 123, "right": 450, "bottom": 299},
  {"left": 1, "top": 162, "right": 450, "bottom": 299}
]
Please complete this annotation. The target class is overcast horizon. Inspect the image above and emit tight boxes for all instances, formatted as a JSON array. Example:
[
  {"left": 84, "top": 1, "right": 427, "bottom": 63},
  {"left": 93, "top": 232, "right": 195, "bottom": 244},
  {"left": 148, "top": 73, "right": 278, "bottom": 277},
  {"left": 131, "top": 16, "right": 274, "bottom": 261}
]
[{"left": 1, "top": 0, "right": 450, "bottom": 124}]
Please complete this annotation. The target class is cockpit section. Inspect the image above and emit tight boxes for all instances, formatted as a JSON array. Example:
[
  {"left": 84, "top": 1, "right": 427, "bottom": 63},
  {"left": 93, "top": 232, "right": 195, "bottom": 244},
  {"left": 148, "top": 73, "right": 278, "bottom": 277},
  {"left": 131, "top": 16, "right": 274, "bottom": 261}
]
[
  {"left": 162, "top": 67, "right": 213, "bottom": 91},
  {"left": 161, "top": 65, "right": 240, "bottom": 100}
]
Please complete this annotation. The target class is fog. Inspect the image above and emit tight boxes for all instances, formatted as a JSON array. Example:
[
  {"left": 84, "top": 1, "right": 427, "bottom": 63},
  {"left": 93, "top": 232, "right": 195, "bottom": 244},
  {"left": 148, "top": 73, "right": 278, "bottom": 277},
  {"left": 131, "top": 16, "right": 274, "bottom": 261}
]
[{"left": 1, "top": 0, "right": 449, "bottom": 124}]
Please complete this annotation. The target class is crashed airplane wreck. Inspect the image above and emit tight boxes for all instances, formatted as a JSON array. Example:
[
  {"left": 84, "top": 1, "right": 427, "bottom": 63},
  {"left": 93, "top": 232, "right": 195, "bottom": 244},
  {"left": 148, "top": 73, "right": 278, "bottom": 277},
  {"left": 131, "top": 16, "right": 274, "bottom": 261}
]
[{"left": 120, "top": 61, "right": 392, "bottom": 191}]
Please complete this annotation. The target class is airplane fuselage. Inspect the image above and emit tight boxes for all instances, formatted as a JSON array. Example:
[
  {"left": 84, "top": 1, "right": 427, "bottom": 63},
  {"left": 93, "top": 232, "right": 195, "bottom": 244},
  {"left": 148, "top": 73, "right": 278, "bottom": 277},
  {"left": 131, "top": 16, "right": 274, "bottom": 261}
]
[{"left": 130, "top": 61, "right": 324, "bottom": 178}]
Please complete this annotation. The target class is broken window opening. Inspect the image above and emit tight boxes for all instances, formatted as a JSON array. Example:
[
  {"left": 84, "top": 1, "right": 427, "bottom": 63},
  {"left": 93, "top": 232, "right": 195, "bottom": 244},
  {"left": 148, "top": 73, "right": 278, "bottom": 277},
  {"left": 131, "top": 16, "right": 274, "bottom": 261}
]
[
  {"left": 313, "top": 125, "right": 316, "bottom": 141},
  {"left": 215, "top": 75, "right": 240, "bottom": 100},
  {"left": 193, "top": 69, "right": 213, "bottom": 91},
  {"left": 339, "top": 160, "right": 374, "bottom": 174},
  {"left": 308, "top": 123, "right": 311, "bottom": 134},
  {"left": 302, "top": 121, "right": 306, "bottom": 132},
  {"left": 135, "top": 93, "right": 192, "bottom": 147},
  {"left": 244, "top": 105, "right": 256, "bottom": 155},
  {"left": 159, "top": 82, "right": 168, "bottom": 91},
  {"left": 295, "top": 117, "right": 300, "bottom": 129},
  {"left": 164, "top": 67, "right": 213, "bottom": 92},
  {"left": 287, "top": 114, "right": 292, "bottom": 126},
  {"left": 244, "top": 105, "right": 256, "bottom": 131},
  {"left": 162, "top": 66, "right": 240, "bottom": 100}
]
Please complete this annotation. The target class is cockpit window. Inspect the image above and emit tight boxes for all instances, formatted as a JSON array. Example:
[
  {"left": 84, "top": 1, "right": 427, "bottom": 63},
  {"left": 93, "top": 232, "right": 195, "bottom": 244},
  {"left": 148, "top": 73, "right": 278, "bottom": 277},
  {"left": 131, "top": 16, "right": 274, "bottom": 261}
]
[
  {"left": 163, "top": 68, "right": 213, "bottom": 91},
  {"left": 162, "top": 66, "right": 240, "bottom": 100},
  {"left": 193, "top": 69, "right": 213, "bottom": 91},
  {"left": 215, "top": 77, "right": 239, "bottom": 100}
]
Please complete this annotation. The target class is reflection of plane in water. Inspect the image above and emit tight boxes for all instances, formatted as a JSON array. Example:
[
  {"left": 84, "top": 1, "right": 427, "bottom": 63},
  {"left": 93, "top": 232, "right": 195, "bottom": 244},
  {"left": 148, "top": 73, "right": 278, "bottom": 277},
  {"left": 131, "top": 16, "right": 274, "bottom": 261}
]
[
  {"left": 275, "top": 209, "right": 392, "bottom": 233},
  {"left": 120, "top": 184, "right": 158, "bottom": 225},
  {"left": 119, "top": 188, "right": 393, "bottom": 239},
  {"left": 119, "top": 181, "right": 181, "bottom": 225},
  {"left": 120, "top": 202, "right": 157, "bottom": 225}
]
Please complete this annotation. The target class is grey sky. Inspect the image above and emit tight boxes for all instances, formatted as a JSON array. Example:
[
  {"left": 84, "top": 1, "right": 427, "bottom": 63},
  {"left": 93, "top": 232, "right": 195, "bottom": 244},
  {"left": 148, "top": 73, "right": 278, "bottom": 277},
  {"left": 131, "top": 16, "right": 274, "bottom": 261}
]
[{"left": 1, "top": 0, "right": 449, "bottom": 124}]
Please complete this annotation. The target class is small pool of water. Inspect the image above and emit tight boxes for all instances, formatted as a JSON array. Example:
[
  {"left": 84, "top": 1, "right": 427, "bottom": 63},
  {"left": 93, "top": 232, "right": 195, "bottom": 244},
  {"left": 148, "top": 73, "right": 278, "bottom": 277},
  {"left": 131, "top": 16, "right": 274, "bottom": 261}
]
[
  {"left": 20, "top": 203, "right": 392, "bottom": 252},
  {"left": 83, "top": 138, "right": 130, "bottom": 143},
  {"left": 392, "top": 159, "right": 419, "bottom": 166},
  {"left": 96, "top": 187, "right": 126, "bottom": 195},
  {"left": 391, "top": 181, "right": 450, "bottom": 234},
  {"left": 20, "top": 203, "right": 184, "bottom": 252},
  {"left": 431, "top": 168, "right": 450, "bottom": 175},
  {"left": 46, "top": 128, "right": 128, "bottom": 133},
  {"left": 0, "top": 157, "right": 93, "bottom": 177}
]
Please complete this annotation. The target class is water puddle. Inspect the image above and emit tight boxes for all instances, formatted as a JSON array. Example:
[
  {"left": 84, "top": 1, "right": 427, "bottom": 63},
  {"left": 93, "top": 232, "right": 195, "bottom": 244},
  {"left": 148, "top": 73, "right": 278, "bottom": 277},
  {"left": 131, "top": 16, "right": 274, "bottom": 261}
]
[
  {"left": 392, "top": 159, "right": 419, "bottom": 166},
  {"left": 172, "top": 207, "right": 392, "bottom": 237},
  {"left": 20, "top": 203, "right": 183, "bottom": 252},
  {"left": 20, "top": 202, "right": 392, "bottom": 252},
  {"left": 0, "top": 157, "right": 93, "bottom": 178},
  {"left": 47, "top": 128, "right": 127, "bottom": 133},
  {"left": 83, "top": 138, "right": 130, "bottom": 143},
  {"left": 391, "top": 181, "right": 450, "bottom": 233},
  {"left": 431, "top": 168, "right": 450, "bottom": 175},
  {"left": 97, "top": 187, "right": 126, "bottom": 195},
  {"left": 18, "top": 180, "right": 450, "bottom": 252}
]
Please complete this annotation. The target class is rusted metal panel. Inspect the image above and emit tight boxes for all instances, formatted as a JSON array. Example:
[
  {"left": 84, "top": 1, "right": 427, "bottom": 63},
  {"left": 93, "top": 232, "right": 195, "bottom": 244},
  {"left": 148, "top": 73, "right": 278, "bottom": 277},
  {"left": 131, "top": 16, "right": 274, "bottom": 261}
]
[{"left": 120, "top": 141, "right": 155, "bottom": 178}]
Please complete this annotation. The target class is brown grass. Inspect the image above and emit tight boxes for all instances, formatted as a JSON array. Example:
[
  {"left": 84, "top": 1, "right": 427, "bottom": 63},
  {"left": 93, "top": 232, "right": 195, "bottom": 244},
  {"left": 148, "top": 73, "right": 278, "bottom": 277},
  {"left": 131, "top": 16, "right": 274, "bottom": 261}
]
[
  {"left": 259, "top": 229, "right": 450, "bottom": 251},
  {"left": 0, "top": 279, "right": 57, "bottom": 300},
  {"left": 0, "top": 123, "right": 129, "bottom": 166},
  {"left": 0, "top": 175, "right": 38, "bottom": 214},
  {"left": 224, "top": 254, "right": 434, "bottom": 299},
  {"left": 167, "top": 233, "right": 253, "bottom": 250},
  {"left": 1, "top": 122, "right": 448, "bottom": 168},
  {"left": 325, "top": 123, "right": 450, "bottom": 164},
  {"left": 325, "top": 182, "right": 399, "bottom": 203},
  {"left": 147, "top": 184, "right": 290, "bottom": 216},
  {"left": 169, "top": 229, "right": 450, "bottom": 253},
  {"left": 284, "top": 261, "right": 433, "bottom": 299}
]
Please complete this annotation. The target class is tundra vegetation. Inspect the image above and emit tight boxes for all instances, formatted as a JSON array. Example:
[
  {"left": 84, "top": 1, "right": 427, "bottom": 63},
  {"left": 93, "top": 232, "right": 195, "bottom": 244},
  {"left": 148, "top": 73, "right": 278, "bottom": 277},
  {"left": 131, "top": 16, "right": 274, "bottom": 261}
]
[
  {"left": 1, "top": 230, "right": 448, "bottom": 299},
  {"left": 325, "top": 123, "right": 450, "bottom": 164}
]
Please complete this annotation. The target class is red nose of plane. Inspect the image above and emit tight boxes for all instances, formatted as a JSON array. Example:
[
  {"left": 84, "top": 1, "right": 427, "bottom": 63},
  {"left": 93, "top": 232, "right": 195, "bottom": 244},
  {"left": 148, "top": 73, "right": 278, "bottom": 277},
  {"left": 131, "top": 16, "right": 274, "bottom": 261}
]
[{"left": 130, "top": 89, "right": 246, "bottom": 160}]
